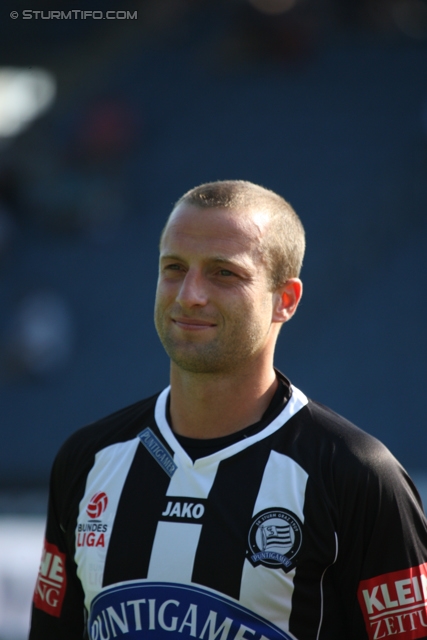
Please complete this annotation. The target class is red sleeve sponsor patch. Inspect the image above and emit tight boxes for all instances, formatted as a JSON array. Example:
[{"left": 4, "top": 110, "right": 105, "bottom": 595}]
[
  {"left": 358, "top": 563, "right": 427, "bottom": 639},
  {"left": 33, "top": 539, "right": 67, "bottom": 617}
]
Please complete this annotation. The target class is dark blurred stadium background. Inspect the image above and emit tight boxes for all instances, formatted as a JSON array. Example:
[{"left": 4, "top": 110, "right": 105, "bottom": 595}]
[
  {"left": 0, "top": 0, "right": 426, "bottom": 492},
  {"left": 0, "top": 0, "right": 426, "bottom": 636}
]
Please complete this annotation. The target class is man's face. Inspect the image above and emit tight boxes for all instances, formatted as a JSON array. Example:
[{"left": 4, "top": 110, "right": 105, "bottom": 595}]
[{"left": 154, "top": 203, "right": 281, "bottom": 376}]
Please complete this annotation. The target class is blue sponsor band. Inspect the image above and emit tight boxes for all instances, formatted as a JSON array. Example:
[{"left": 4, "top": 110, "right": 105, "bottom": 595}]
[
  {"left": 138, "top": 428, "right": 177, "bottom": 477},
  {"left": 89, "top": 581, "right": 293, "bottom": 640}
]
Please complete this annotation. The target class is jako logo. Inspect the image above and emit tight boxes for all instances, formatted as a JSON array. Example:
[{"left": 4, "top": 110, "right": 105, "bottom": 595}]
[
  {"left": 161, "top": 500, "right": 205, "bottom": 519},
  {"left": 87, "top": 492, "right": 108, "bottom": 519}
]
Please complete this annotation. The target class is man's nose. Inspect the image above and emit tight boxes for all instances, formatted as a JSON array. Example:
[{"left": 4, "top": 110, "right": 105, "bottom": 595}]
[{"left": 175, "top": 269, "right": 208, "bottom": 307}]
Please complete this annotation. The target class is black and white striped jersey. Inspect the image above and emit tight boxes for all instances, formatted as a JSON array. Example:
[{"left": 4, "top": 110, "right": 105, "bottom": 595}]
[{"left": 30, "top": 383, "right": 427, "bottom": 640}]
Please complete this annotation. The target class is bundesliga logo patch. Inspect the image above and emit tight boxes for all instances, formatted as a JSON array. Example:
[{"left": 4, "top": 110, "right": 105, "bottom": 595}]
[
  {"left": 358, "top": 562, "right": 427, "bottom": 639},
  {"left": 247, "top": 508, "right": 303, "bottom": 573},
  {"left": 76, "top": 491, "right": 110, "bottom": 548}
]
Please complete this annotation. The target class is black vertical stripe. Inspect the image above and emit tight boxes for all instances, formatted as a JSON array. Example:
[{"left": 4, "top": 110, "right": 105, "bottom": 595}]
[
  {"left": 102, "top": 443, "right": 171, "bottom": 586},
  {"left": 191, "top": 442, "right": 271, "bottom": 599}
]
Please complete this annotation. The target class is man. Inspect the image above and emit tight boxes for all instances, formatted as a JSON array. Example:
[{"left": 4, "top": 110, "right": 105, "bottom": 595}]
[{"left": 29, "top": 180, "right": 427, "bottom": 640}]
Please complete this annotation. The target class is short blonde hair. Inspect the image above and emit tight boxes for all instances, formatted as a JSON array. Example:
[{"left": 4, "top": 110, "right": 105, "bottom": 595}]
[{"left": 169, "top": 180, "right": 305, "bottom": 290}]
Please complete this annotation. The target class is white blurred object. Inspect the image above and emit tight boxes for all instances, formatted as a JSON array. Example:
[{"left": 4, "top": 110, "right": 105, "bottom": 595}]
[
  {"left": 0, "top": 516, "right": 45, "bottom": 640},
  {"left": 0, "top": 68, "right": 56, "bottom": 138},
  {"left": 4, "top": 291, "right": 74, "bottom": 377}
]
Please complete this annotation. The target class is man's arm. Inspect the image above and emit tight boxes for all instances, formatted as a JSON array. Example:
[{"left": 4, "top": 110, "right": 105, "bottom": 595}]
[
  {"left": 335, "top": 445, "right": 427, "bottom": 639},
  {"left": 29, "top": 453, "right": 86, "bottom": 639}
]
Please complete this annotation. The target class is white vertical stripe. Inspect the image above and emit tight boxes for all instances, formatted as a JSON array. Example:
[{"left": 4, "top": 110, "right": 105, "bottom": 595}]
[
  {"left": 240, "top": 563, "right": 299, "bottom": 639},
  {"left": 147, "top": 522, "right": 202, "bottom": 582},
  {"left": 147, "top": 457, "right": 220, "bottom": 584},
  {"left": 75, "top": 438, "right": 140, "bottom": 610},
  {"left": 239, "top": 451, "right": 308, "bottom": 637},
  {"left": 252, "top": 450, "right": 308, "bottom": 517}
]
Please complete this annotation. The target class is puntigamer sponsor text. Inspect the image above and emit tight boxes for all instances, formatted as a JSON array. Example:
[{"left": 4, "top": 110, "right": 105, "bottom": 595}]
[{"left": 90, "top": 597, "right": 274, "bottom": 640}]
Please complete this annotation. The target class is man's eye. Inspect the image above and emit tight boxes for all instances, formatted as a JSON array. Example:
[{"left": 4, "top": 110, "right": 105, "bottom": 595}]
[{"left": 218, "top": 269, "right": 234, "bottom": 277}]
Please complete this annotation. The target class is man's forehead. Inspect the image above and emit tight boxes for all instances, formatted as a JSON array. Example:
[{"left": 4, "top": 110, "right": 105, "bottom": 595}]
[{"left": 163, "top": 203, "right": 271, "bottom": 239}]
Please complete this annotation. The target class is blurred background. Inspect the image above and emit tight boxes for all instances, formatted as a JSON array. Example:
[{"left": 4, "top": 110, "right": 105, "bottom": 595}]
[{"left": 0, "top": 0, "right": 426, "bottom": 637}]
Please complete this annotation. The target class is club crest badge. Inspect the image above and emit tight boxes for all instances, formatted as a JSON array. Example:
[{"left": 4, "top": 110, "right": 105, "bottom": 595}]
[{"left": 247, "top": 508, "right": 303, "bottom": 573}]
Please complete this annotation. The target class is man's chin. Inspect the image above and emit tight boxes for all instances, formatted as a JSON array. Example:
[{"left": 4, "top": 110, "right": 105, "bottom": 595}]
[{"left": 168, "top": 348, "right": 230, "bottom": 375}]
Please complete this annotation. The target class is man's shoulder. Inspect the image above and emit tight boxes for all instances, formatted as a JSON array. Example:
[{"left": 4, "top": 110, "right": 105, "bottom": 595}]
[
  {"left": 54, "top": 390, "right": 163, "bottom": 468},
  {"left": 285, "top": 394, "right": 417, "bottom": 512},
  {"left": 292, "top": 393, "right": 395, "bottom": 473},
  {"left": 304, "top": 397, "right": 377, "bottom": 441}
]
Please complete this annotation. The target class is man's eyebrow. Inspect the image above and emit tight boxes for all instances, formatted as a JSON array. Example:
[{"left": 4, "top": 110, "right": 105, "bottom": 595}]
[
  {"left": 208, "top": 255, "right": 253, "bottom": 270},
  {"left": 211, "top": 256, "right": 241, "bottom": 264}
]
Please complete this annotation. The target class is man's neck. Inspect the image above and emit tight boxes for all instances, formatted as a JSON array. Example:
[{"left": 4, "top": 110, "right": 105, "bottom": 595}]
[{"left": 168, "top": 362, "right": 279, "bottom": 439}]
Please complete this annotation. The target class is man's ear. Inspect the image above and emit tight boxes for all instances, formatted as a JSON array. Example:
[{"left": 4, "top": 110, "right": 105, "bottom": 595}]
[{"left": 272, "top": 278, "right": 303, "bottom": 324}]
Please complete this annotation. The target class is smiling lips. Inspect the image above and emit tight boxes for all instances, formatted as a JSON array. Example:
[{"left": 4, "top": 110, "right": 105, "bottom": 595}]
[{"left": 172, "top": 317, "right": 217, "bottom": 330}]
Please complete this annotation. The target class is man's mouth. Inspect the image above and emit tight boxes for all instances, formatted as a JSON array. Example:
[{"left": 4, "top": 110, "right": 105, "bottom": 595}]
[{"left": 172, "top": 317, "right": 217, "bottom": 330}]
